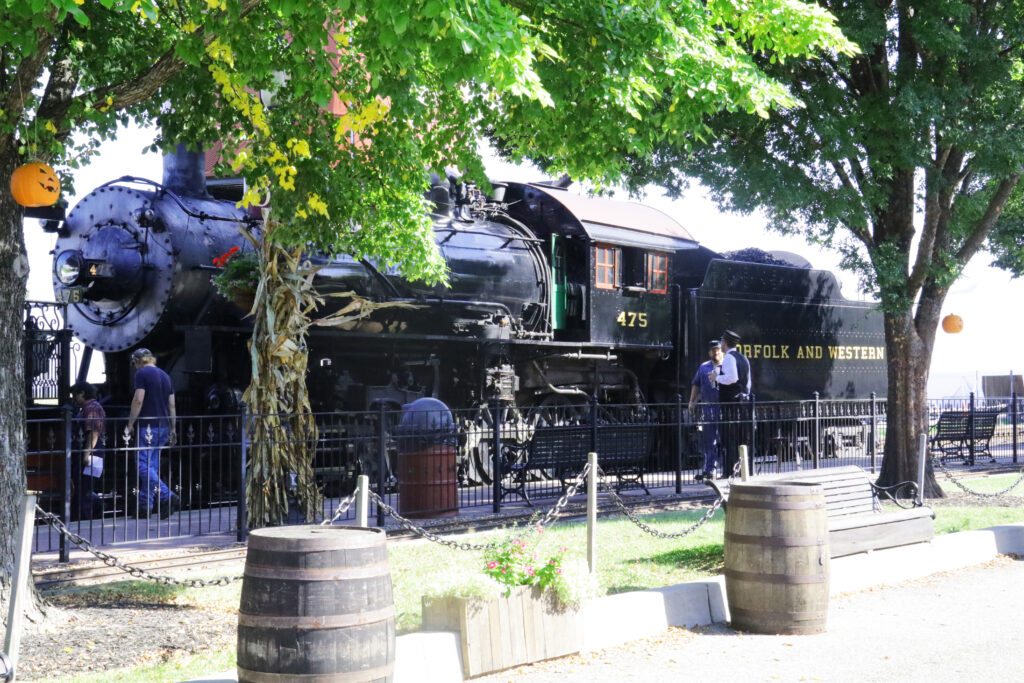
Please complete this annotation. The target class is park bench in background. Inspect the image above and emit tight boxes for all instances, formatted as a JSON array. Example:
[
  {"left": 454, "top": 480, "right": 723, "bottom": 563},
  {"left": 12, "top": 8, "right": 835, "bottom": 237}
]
[
  {"left": 707, "top": 465, "right": 934, "bottom": 558},
  {"left": 929, "top": 409, "right": 1000, "bottom": 465},
  {"left": 501, "top": 423, "right": 654, "bottom": 505}
]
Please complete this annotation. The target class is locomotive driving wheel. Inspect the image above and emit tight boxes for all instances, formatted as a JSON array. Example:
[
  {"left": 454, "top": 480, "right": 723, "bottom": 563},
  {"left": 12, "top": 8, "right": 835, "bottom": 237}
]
[{"left": 457, "top": 402, "right": 534, "bottom": 486}]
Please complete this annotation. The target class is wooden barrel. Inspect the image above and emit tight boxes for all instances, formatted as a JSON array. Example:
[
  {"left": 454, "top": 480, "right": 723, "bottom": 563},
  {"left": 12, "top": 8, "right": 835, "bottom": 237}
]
[
  {"left": 724, "top": 481, "right": 830, "bottom": 635},
  {"left": 237, "top": 526, "right": 395, "bottom": 682},
  {"left": 398, "top": 445, "right": 458, "bottom": 519}
]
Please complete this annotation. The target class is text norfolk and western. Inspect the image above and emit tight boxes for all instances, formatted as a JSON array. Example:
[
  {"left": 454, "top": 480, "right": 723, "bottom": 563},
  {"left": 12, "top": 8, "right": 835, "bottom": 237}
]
[{"left": 737, "top": 344, "right": 886, "bottom": 360}]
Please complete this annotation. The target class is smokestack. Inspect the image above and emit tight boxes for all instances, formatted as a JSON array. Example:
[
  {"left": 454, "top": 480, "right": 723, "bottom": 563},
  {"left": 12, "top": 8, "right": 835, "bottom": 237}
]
[
  {"left": 162, "top": 143, "right": 209, "bottom": 197},
  {"left": 428, "top": 172, "right": 452, "bottom": 217}
]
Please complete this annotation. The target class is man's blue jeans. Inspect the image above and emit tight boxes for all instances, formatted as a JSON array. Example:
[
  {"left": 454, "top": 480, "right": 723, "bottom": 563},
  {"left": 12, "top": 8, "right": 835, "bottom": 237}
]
[{"left": 135, "top": 425, "right": 171, "bottom": 512}]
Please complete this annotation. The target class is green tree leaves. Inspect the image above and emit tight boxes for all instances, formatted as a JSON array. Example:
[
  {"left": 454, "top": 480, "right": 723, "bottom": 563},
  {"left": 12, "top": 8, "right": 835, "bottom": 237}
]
[{"left": 3, "top": 0, "right": 854, "bottom": 283}]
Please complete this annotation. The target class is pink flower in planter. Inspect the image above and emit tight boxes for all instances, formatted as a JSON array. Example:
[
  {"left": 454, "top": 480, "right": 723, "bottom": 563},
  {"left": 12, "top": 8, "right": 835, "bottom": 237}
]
[
  {"left": 556, "top": 568, "right": 563, "bottom": 574},
  {"left": 487, "top": 561, "right": 497, "bottom": 569},
  {"left": 526, "top": 567, "right": 535, "bottom": 576}
]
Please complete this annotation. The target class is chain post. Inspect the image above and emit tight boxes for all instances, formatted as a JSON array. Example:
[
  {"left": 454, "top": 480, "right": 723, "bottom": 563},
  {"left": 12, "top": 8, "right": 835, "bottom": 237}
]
[
  {"left": 377, "top": 403, "right": 387, "bottom": 527},
  {"left": 812, "top": 391, "right": 820, "bottom": 469},
  {"left": 357, "top": 474, "right": 369, "bottom": 527},
  {"left": 675, "top": 395, "right": 683, "bottom": 494},
  {"left": 237, "top": 403, "right": 249, "bottom": 542},
  {"left": 870, "top": 392, "right": 877, "bottom": 473},
  {"left": 491, "top": 397, "right": 503, "bottom": 514},
  {"left": 61, "top": 403, "right": 72, "bottom": 563}
]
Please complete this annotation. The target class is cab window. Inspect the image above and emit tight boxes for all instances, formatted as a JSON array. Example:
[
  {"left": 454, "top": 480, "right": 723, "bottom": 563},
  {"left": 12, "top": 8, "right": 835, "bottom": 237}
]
[
  {"left": 594, "top": 244, "right": 620, "bottom": 290},
  {"left": 647, "top": 252, "right": 669, "bottom": 294}
]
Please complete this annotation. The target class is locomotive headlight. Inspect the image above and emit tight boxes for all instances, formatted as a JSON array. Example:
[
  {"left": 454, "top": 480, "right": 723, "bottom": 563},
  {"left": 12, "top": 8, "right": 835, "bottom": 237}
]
[{"left": 55, "top": 250, "right": 84, "bottom": 285}]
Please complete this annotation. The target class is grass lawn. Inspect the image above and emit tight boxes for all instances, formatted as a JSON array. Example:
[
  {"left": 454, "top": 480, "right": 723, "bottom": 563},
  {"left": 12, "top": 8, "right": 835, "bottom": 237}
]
[{"left": 40, "top": 475, "right": 1024, "bottom": 683}]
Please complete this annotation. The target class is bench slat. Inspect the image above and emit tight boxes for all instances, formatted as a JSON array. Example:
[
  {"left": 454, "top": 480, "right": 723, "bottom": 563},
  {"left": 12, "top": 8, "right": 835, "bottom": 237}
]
[{"left": 709, "top": 465, "right": 934, "bottom": 557}]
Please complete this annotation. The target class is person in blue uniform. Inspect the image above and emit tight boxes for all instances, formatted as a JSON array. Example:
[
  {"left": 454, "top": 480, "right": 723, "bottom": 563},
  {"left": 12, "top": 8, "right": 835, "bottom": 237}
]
[{"left": 689, "top": 340, "right": 724, "bottom": 481}]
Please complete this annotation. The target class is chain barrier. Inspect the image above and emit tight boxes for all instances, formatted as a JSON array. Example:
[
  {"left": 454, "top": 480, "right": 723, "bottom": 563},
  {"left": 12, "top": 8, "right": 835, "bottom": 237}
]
[
  {"left": 930, "top": 455, "right": 1024, "bottom": 499},
  {"left": 321, "top": 490, "right": 356, "bottom": 525},
  {"left": 595, "top": 463, "right": 727, "bottom": 539},
  {"left": 370, "top": 463, "right": 592, "bottom": 551},
  {"left": 35, "top": 507, "right": 243, "bottom": 588}
]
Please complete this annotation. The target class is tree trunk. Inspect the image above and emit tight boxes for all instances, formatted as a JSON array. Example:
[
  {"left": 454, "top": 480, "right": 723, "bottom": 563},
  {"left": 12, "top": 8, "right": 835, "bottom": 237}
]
[
  {"left": 877, "top": 311, "right": 944, "bottom": 497},
  {"left": 0, "top": 146, "right": 50, "bottom": 626}
]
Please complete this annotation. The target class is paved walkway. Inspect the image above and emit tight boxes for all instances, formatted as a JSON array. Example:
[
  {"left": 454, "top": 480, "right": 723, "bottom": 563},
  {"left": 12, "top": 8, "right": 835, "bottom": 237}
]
[{"left": 474, "top": 556, "right": 1024, "bottom": 683}]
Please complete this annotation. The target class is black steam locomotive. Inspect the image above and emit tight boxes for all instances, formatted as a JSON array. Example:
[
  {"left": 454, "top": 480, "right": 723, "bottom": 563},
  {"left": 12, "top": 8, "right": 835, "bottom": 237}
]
[{"left": 51, "top": 149, "right": 887, "bottom": 420}]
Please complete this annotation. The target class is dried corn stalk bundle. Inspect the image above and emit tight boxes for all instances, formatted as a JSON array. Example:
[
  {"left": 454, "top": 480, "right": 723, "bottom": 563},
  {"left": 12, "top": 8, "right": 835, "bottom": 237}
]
[
  {"left": 240, "top": 220, "right": 419, "bottom": 527},
  {"left": 241, "top": 223, "right": 322, "bottom": 527}
]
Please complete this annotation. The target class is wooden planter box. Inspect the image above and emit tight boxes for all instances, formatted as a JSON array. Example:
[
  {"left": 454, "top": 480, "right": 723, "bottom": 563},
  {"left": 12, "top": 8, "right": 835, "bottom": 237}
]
[{"left": 422, "top": 586, "right": 582, "bottom": 677}]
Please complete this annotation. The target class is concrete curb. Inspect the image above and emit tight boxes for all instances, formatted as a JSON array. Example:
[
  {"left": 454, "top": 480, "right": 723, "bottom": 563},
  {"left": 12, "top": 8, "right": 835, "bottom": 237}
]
[{"left": 185, "top": 523, "right": 1024, "bottom": 683}]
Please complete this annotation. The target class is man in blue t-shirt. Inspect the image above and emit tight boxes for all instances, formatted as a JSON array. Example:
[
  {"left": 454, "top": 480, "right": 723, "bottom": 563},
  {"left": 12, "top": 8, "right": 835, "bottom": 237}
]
[
  {"left": 689, "top": 340, "right": 724, "bottom": 481},
  {"left": 124, "top": 348, "right": 180, "bottom": 519}
]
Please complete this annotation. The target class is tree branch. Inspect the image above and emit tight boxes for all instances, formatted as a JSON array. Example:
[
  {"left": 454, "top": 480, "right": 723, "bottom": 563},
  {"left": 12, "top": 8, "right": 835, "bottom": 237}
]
[
  {"left": 47, "top": 0, "right": 264, "bottom": 137},
  {"left": 954, "top": 174, "right": 1021, "bottom": 263},
  {"left": 0, "top": 5, "right": 60, "bottom": 150},
  {"left": 909, "top": 148, "right": 963, "bottom": 293},
  {"left": 36, "top": 24, "right": 78, "bottom": 127}
]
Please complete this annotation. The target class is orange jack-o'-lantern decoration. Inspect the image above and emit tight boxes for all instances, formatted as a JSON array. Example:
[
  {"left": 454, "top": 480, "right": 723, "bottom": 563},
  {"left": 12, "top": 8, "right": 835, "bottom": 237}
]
[
  {"left": 941, "top": 314, "right": 964, "bottom": 334},
  {"left": 10, "top": 162, "right": 60, "bottom": 207}
]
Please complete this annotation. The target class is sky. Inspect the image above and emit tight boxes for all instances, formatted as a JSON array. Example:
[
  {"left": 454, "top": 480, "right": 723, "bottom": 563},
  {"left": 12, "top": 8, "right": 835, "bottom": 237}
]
[{"left": 25, "top": 127, "right": 1024, "bottom": 397}]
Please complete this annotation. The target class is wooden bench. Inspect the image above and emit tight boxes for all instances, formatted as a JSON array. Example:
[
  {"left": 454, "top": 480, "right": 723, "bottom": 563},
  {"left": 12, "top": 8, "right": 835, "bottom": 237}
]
[
  {"left": 929, "top": 409, "right": 1000, "bottom": 465},
  {"left": 707, "top": 465, "right": 935, "bottom": 558},
  {"left": 501, "top": 423, "right": 654, "bottom": 505}
]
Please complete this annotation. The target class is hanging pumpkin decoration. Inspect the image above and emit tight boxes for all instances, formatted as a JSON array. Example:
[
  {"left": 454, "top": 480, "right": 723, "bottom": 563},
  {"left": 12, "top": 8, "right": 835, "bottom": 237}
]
[
  {"left": 941, "top": 314, "right": 964, "bottom": 334},
  {"left": 10, "top": 162, "right": 60, "bottom": 207}
]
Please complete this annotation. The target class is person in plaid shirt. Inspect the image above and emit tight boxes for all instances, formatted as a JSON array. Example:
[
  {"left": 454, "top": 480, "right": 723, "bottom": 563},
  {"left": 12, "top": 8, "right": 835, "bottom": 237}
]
[{"left": 71, "top": 381, "right": 105, "bottom": 520}]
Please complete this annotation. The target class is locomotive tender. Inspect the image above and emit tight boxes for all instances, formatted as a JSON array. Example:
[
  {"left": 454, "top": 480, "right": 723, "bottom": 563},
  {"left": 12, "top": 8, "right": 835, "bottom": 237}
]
[{"left": 51, "top": 148, "right": 887, "bottom": 419}]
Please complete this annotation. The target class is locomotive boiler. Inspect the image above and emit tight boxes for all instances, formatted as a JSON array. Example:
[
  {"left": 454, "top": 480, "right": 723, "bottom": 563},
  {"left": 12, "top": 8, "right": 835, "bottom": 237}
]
[{"left": 51, "top": 147, "right": 888, "bottom": 420}]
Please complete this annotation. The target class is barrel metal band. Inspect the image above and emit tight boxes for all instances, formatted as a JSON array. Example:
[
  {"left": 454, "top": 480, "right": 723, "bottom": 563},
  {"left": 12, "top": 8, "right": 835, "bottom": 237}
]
[
  {"left": 243, "top": 561, "right": 391, "bottom": 581},
  {"left": 238, "top": 604, "right": 395, "bottom": 629},
  {"left": 724, "top": 568, "right": 828, "bottom": 585},
  {"left": 248, "top": 529, "right": 386, "bottom": 552},
  {"left": 730, "top": 605, "right": 826, "bottom": 621},
  {"left": 725, "top": 532, "right": 826, "bottom": 547},
  {"left": 236, "top": 662, "right": 395, "bottom": 683},
  {"left": 727, "top": 498, "right": 825, "bottom": 511}
]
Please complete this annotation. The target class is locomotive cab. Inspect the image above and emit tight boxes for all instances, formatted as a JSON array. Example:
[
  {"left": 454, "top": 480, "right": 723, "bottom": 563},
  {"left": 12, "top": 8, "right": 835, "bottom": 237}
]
[{"left": 501, "top": 182, "right": 698, "bottom": 349}]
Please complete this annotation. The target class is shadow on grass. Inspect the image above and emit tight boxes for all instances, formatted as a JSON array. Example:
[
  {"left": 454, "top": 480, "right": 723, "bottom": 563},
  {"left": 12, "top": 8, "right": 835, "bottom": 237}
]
[
  {"left": 45, "top": 580, "right": 187, "bottom": 607},
  {"left": 606, "top": 543, "right": 724, "bottom": 594}
]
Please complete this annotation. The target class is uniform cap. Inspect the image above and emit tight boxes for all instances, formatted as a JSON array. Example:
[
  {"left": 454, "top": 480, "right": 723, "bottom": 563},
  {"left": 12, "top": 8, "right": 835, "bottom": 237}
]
[
  {"left": 722, "top": 330, "right": 741, "bottom": 346},
  {"left": 707, "top": 340, "right": 721, "bottom": 350},
  {"left": 130, "top": 347, "right": 152, "bottom": 361}
]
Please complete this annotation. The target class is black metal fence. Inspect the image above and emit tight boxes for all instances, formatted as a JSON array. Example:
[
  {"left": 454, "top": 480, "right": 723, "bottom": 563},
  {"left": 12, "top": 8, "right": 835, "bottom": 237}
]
[{"left": 29, "top": 391, "right": 1023, "bottom": 558}]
